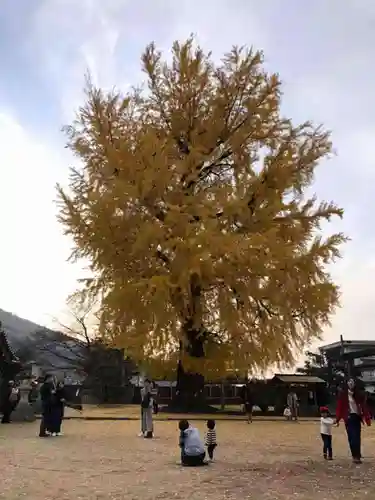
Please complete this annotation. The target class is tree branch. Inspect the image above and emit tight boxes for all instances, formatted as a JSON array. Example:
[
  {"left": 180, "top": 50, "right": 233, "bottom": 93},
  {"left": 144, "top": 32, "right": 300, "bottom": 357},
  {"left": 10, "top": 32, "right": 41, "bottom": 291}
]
[
  {"left": 156, "top": 249, "right": 170, "bottom": 265},
  {"left": 33, "top": 341, "right": 87, "bottom": 371}
]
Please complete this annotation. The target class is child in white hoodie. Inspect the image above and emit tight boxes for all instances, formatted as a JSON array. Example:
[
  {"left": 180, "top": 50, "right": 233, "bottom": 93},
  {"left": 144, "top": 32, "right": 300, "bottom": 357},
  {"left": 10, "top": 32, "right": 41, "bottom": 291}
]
[
  {"left": 179, "top": 420, "right": 206, "bottom": 466},
  {"left": 283, "top": 406, "right": 292, "bottom": 421},
  {"left": 320, "top": 406, "right": 334, "bottom": 460}
]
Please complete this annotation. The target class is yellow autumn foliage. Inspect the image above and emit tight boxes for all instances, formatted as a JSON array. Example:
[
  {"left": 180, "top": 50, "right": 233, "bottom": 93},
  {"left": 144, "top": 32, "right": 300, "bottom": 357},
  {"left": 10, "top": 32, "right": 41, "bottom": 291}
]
[{"left": 57, "top": 37, "right": 346, "bottom": 378}]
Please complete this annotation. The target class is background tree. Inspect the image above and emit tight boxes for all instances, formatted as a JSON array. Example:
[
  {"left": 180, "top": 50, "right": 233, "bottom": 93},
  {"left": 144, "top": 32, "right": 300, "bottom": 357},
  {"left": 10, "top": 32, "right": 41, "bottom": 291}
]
[
  {"left": 297, "top": 350, "right": 330, "bottom": 381},
  {"left": 297, "top": 350, "right": 345, "bottom": 385},
  {"left": 31, "top": 294, "right": 98, "bottom": 376},
  {"left": 297, "top": 350, "right": 347, "bottom": 406},
  {"left": 57, "top": 37, "right": 346, "bottom": 409},
  {"left": 31, "top": 296, "right": 135, "bottom": 403}
]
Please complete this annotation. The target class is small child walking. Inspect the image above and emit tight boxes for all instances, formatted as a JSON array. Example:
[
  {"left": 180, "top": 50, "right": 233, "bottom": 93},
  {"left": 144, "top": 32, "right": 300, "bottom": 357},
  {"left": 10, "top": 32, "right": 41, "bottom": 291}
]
[
  {"left": 205, "top": 419, "right": 217, "bottom": 461},
  {"left": 320, "top": 406, "right": 334, "bottom": 460}
]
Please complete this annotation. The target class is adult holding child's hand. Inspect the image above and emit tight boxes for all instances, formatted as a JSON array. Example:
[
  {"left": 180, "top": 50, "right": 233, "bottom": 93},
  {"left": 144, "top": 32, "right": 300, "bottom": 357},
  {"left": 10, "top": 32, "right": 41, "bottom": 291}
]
[{"left": 336, "top": 378, "right": 371, "bottom": 464}]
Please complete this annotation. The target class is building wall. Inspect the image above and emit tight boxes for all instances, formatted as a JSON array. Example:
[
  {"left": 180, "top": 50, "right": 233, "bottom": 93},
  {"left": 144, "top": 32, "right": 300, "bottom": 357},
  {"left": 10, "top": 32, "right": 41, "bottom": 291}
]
[
  {"left": 360, "top": 369, "right": 375, "bottom": 382},
  {"left": 29, "top": 361, "right": 85, "bottom": 383}
]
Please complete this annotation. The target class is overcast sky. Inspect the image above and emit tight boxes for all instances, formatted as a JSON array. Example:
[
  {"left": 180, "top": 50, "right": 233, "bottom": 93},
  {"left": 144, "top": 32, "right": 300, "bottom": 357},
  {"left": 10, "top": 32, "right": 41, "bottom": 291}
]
[{"left": 0, "top": 0, "right": 374, "bottom": 348}]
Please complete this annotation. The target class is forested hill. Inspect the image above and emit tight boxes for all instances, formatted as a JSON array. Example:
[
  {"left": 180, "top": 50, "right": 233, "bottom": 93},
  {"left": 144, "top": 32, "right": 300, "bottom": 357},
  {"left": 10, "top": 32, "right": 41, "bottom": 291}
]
[
  {"left": 0, "top": 308, "right": 82, "bottom": 369},
  {"left": 0, "top": 308, "right": 51, "bottom": 348}
]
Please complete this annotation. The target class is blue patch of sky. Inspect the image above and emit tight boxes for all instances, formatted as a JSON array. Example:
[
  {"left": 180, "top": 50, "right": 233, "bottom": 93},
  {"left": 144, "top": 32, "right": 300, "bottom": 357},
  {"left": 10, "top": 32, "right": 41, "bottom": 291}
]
[{"left": 0, "top": 1, "right": 62, "bottom": 142}]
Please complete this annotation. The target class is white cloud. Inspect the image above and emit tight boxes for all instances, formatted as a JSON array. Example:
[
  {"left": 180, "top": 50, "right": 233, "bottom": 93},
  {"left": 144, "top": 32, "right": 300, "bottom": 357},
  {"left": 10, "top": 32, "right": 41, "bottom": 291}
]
[
  {"left": 28, "top": 0, "right": 268, "bottom": 121},
  {"left": 0, "top": 112, "right": 81, "bottom": 326},
  {"left": 29, "top": 0, "right": 125, "bottom": 121},
  {"left": 3, "top": 0, "right": 375, "bottom": 348}
]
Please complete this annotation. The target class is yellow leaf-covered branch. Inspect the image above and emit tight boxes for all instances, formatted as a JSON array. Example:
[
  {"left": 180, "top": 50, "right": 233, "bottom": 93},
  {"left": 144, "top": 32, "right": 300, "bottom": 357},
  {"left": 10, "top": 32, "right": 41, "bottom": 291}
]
[{"left": 57, "top": 37, "right": 347, "bottom": 377}]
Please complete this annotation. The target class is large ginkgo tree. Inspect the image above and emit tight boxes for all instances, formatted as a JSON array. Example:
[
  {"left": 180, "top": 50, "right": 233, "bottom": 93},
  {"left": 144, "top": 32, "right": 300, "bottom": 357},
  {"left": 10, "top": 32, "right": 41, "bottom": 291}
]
[{"left": 57, "top": 37, "right": 346, "bottom": 408}]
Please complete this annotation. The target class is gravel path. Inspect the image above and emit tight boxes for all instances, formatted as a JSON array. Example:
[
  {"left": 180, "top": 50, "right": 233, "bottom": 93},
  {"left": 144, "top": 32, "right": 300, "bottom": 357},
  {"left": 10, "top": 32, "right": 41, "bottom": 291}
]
[{"left": 0, "top": 419, "right": 374, "bottom": 499}]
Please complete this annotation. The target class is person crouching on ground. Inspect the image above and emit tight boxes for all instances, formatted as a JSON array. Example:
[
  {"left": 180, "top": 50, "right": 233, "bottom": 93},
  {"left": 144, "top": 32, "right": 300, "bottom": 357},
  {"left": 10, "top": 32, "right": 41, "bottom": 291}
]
[
  {"left": 179, "top": 420, "right": 206, "bottom": 466},
  {"left": 205, "top": 419, "right": 217, "bottom": 461},
  {"left": 320, "top": 406, "right": 334, "bottom": 460}
]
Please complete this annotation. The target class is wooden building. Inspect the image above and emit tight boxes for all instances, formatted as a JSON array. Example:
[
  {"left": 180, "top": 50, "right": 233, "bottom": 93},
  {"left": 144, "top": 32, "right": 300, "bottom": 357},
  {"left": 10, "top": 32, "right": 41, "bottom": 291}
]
[
  {"left": 270, "top": 374, "right": 327, "bottom": 415},
  {"left": 150, "top": 374, "right": 326, "bottom": 416}
]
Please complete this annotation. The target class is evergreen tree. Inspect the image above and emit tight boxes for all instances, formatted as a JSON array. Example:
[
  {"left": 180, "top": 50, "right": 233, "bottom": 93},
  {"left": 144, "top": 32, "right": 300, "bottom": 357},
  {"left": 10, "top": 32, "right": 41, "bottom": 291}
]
[{"left": 297, "top": 350, "right": 344, "bottom": 385}]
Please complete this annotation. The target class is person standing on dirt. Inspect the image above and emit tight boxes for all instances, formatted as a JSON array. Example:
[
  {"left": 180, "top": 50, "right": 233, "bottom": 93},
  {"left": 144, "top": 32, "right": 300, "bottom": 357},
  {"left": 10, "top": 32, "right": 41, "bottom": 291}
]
[
  {"left": 1, "top": 380, "right": 20, "bottom": 423},
  {"left": 241, "top": 381, "right": 254, "bottom": 423},
  {"left": 139, "top": 379, "right": 154, "bottom": 438},
  {"left": 336, "top": 378, "right": 371, "bottom": 464},
  {"left": 28, "top": 380, "right": 39, "bottom": 405},
  {"left": 50, "top": 380, "right": 66, "bottom": 436},
  {"left": 287, "top": 390, "right": 298, "bottom": 421},
  {"left": 39, "top": 374, "right": 55, "bottom": 437}
]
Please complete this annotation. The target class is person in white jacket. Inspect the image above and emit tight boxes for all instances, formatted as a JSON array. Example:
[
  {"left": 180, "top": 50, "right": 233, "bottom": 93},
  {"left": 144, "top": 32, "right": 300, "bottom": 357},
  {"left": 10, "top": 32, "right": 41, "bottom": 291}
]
[
  {"left": 320, "top": 406, "right": 334, "bottom": 460},
  {"left": 283, "top": 406, "right": 292, "bottom": 421},
  {"left": 179, "top": 420, "right": 206, "bottom": 466}
]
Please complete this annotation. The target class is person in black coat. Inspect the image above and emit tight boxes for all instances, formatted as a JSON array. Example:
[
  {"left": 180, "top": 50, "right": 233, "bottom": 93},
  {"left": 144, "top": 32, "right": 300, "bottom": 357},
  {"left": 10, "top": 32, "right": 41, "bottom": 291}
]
[
  {"left": 50, "top": 381, "right": 66, "bottom": 435},
  {"left": 240, "top": 382, "right": 254, "bottom": 424},
  {"left": 39, "top": 374, "right": 55, "bottom": 437}
]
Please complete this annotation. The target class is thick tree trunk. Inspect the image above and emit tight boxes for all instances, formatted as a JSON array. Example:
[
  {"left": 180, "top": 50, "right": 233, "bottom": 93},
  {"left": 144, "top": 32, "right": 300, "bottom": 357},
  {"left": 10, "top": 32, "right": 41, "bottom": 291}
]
[
  {"left": 174, "top": 359, "right": 206, "bottom": 411},
  {"left": 167, "top": 274, "right": 217, "bottom": 412},
  {"left": 168, "top": 320, "right": 216, "bottom": 413}
]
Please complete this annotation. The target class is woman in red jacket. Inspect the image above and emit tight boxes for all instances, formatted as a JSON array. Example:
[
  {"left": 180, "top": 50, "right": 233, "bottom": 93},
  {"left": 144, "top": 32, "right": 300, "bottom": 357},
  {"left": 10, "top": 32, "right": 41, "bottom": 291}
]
[{"left": 336, "top": 378, "right": 371, "bottom": 464}]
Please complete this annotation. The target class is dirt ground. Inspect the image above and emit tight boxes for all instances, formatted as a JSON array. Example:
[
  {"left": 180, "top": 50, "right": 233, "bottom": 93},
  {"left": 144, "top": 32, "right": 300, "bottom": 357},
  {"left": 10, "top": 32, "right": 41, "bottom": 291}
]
[{"left": 0, "top": 419, "right": 374, "bottom": 500}]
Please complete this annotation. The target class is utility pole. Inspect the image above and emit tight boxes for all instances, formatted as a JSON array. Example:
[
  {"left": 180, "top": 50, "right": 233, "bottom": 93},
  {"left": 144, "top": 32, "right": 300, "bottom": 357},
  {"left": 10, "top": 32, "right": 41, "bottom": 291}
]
[{"left": 340, "top": 334, "right": 352, "bottom": 379}]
